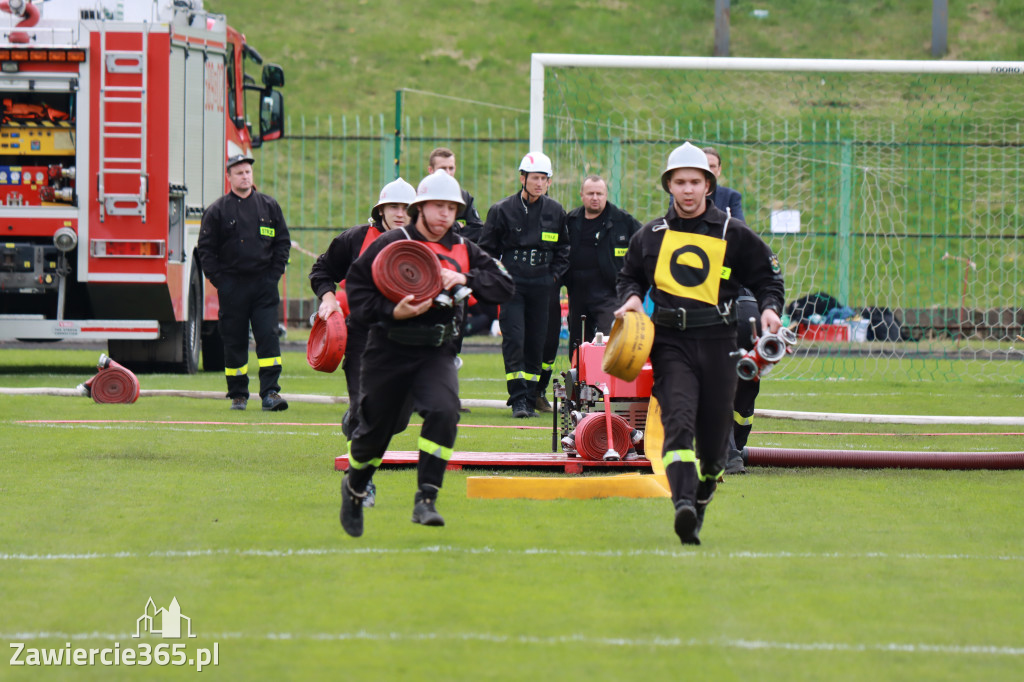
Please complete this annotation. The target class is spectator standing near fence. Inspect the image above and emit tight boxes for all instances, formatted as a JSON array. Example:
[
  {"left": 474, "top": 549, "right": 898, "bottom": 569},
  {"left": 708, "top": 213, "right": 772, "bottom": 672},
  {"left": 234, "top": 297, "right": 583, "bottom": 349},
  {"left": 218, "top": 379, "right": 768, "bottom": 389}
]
[
  {"left": 339, "top": 170, "right": 514, "bottom": 537},
  {"left": 198, "top": 154, "right": 290, "bottom": 412},
  {"left": 427, "top": 147, "right": 485, "bottom": 243},
  {"left": 564, "top": 175, "right": 642, "bottom": 355},
  {"left": 478, "top": 151, "right": 569, "bottom": 419},
  {"left": 615, "top": 142, "right": 784, "bottom": 545}
]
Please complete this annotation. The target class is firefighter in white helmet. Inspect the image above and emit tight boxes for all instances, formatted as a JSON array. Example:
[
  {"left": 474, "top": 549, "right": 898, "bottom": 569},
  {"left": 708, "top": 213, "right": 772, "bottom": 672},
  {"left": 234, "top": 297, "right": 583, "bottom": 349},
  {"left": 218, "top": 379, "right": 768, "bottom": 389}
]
[
  {"left": 340, "top": 169, "right": 514, "bottom": 537},
  {"left": 614, "top": 141, "right": 785, "bottom": 546},
  {"left": 308, "top": 177, "right": 416, "bottom": 505},
  {"left": 478, "top": 151, "right": 569, "bottom": 418}
]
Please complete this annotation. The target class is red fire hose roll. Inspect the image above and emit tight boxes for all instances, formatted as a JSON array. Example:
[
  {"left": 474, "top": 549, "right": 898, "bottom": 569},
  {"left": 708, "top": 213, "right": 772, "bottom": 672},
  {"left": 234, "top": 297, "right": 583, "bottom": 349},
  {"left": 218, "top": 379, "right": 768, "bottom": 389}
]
[
  {"left": 84, "top": 355, "right": 140, "bottom": 404},
  {"left": 371, "top": 240, "right": 442, "bottom": 305},
  {"left": 574, "top": 412, "right": 633, "bottom": 461},
  {"left": 307, "top": 312, "right": 347, "bottom": 373}
]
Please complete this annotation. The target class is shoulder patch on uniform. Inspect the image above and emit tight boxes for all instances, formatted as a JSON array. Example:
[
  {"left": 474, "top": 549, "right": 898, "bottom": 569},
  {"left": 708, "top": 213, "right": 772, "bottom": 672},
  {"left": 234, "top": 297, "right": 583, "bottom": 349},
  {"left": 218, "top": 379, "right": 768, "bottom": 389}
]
[{"left": 769, "top": 254, "right": 781, "bottom": 274}]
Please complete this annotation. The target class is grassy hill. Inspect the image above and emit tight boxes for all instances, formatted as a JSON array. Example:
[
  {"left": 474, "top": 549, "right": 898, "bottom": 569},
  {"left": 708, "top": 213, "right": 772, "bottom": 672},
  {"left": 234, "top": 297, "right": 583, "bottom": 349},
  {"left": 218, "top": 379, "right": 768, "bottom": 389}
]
[{"left": 208, "top": 0, "right": 1024, "bottom": 117}]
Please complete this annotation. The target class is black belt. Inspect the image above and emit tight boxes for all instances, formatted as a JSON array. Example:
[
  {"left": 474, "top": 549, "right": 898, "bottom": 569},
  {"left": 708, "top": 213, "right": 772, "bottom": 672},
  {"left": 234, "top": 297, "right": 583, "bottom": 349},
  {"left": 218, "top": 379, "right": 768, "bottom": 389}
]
[
  {"left": 387, "top": 320, "right": 459, "bottom": 347},
  {"left": 651, "top": 305, "right": 736, "bottom": 331},
  {"left": 505, "top": 248, "right": 552, "bottom": 267}
]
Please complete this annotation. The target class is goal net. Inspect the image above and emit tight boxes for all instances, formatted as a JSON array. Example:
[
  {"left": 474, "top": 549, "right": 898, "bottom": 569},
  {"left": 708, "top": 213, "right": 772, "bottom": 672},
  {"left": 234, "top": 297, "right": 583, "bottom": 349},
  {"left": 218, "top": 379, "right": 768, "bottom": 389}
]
[{"left": 530, "top": 54, "right": 1024, "bottom": 381}]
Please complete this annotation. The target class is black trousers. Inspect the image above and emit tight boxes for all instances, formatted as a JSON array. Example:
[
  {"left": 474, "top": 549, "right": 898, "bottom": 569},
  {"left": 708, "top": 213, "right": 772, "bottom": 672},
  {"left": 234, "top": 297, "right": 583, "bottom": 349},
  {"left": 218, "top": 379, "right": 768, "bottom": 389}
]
[
  {"left": 347, "top": 337, "right": 460, "bottom": 494},
  {"left": 499, "top": 277, "right": 552, "bottom": 404},
  {"left": 537, "top": 283, "right": 562, "bottom": 396},
  {"left": 732, "top": 294, "right": 762, "bottom": 451},
  {"left": 217, "top": 274, "right": 282, "bottom": 400},
  {"left": 650, "top": 328, "right": 737, "bottom": 503},
  {"left": 567, "top": 269, "right": 617, "bottom": 358}
]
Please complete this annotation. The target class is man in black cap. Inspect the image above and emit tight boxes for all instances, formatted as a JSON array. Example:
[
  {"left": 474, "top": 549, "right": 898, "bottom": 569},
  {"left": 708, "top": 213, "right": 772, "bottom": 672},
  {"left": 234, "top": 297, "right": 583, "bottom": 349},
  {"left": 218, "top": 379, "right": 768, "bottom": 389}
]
[{"left": 198, "top": 154, "right": 291, "bottom": 411}]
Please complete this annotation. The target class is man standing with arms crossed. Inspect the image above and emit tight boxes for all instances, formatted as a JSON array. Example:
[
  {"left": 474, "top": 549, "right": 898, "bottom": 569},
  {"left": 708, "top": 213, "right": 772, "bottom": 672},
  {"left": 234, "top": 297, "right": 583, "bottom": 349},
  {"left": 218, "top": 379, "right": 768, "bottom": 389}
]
[{"left": 198, "top": 154, "right": 291, "bottom": 412}]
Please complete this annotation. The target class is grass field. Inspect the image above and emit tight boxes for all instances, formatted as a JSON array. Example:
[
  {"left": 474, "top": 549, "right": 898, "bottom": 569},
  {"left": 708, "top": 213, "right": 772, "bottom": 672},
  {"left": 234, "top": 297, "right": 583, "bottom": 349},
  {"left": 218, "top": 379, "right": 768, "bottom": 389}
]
[{"left": 2, "top": 346, "right": 1023, "bottom": 680}]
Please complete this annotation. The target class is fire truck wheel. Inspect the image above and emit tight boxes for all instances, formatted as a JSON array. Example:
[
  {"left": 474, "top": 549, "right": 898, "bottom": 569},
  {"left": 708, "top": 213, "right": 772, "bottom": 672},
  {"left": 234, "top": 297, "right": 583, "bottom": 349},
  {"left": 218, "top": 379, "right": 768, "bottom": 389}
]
[{"left": 179, "top": 263, "right": 202, "bottom": 374}]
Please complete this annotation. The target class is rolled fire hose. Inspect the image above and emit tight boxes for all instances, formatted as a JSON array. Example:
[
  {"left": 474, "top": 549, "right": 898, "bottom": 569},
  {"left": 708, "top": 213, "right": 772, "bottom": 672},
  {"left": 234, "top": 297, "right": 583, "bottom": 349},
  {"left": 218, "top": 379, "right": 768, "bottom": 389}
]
[
  {"left": 306, "top": 312, "right": 347, "bottom": 373},
  {"left": 602, "top": 311, "right": 654, "bottom": 381},
  {"left": 574, "top": 412, "right": 633, "bottom": 461},
  {"left": 82, "top": 354, "right": 140, "bottom": 404},
  {"left": 371, "top": 240, "right": 443, "bottom": 305}
]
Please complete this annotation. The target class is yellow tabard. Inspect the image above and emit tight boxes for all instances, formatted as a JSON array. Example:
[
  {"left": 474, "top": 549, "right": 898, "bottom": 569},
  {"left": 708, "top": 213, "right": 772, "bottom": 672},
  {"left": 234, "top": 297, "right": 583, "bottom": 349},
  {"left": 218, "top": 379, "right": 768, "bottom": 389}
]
[{"left": 653, "top": 230, "right": 728, "bottom": 305}]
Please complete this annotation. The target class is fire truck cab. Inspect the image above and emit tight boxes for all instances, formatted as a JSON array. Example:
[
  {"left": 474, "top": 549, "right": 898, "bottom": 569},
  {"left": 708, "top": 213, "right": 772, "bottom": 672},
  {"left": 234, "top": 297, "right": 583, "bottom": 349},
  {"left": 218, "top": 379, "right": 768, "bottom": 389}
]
[{"left": 0, "top": 0, "right": 285, "bottom": 372}]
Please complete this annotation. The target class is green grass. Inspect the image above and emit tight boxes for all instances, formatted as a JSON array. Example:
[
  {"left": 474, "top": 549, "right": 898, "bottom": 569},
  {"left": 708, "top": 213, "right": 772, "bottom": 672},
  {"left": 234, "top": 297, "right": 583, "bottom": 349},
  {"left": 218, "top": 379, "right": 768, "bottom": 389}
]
[
  {"left": 207, "top": 0, "right": 1024, "bottom": 119},
  {"left": 2, "top": 346, "right": 1023, "bottom": 679}
]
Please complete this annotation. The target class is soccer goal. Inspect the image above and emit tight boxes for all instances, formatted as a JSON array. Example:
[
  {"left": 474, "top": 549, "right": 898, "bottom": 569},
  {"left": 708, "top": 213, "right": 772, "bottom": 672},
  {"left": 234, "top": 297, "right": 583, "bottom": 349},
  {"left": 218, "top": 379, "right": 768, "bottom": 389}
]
[{"left": 529, "top": 54, "right": 1024, "bottom": 381}]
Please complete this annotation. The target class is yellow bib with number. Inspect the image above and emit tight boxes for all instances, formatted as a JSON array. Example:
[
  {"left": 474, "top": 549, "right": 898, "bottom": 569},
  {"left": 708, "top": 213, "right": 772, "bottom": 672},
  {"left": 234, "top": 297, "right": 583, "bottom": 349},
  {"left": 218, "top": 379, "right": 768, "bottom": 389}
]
[{"left": 653, "top": 230, "right": 727, "bottom": 305}]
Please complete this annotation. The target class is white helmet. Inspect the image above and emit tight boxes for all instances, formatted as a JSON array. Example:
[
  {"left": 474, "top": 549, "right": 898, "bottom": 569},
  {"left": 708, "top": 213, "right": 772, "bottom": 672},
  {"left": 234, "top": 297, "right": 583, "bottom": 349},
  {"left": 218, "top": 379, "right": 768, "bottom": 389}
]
[
  {"left": 409, "top": 168, "right": 466, "bottom": 207},
  {"left": 661, "top": 142, "right": 715, "bottom": 194},
  {"left": 519, "top": 151, "right": 553, "bottom": 177},
  {"left": 371, "top": 178, "right": 416, "bottom": 223}
]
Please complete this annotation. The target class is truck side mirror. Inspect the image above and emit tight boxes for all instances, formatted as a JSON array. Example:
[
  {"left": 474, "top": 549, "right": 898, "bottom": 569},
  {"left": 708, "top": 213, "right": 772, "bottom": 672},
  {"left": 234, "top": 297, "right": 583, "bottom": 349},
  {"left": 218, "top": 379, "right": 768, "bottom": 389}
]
[
  {"left": 261, "top": 63, "right": 284, "bottom": 88},
  {"left": 254, "top": 89, "right": 284, "bottom": 147}
]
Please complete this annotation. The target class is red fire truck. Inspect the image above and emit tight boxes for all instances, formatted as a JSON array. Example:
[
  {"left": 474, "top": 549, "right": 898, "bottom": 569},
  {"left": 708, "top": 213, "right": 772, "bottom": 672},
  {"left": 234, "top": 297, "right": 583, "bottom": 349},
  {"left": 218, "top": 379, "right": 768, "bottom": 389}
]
[{"left": 0, "top": 0, "right": 285, "bottom": 372}]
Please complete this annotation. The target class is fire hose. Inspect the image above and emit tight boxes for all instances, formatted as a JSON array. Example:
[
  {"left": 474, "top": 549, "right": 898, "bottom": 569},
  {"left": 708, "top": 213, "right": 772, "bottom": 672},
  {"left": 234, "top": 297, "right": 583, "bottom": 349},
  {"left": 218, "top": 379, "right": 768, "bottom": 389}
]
[
  {"left": 306, "top": 312, "right": 347, "bottom": 373},
  {"left": 747, "top": 447, "right": 1024, "bottom": 470},
  {"left": 371, "top": 240, "right": 443, "bottom": 306},
  {"left": 80, "top": 354, "right": 140, "bottom": 404},
  {"left": 0, "top": 0, "right": 40, "bottom": 44},
  {"left": 574, "top": 411, "right": 633, "bottom": 461}
]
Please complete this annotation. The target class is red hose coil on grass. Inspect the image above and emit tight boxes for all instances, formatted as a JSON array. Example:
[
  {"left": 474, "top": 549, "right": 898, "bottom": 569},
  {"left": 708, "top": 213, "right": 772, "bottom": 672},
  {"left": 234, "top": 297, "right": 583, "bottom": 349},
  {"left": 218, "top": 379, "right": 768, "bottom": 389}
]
[
  {"left": 307, "top": 312, "right": 347, "bottom": 373},
  {"left": 371, "top": 239, "right": 443, "bottom": 305},
  {"left": 574, "top": 412, "right": 632, "bottom": 461},
  {"left": 84, "top": 356, "right": 140, "bottom": 404}
]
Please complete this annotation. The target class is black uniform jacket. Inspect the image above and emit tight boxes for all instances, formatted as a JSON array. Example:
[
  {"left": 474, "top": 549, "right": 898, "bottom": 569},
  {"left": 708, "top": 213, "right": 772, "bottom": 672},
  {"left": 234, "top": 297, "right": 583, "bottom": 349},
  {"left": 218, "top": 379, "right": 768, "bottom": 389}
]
[
  {"left": 477, "top": 192, "right": 569, "bottom": 283},
  {"left": 456, "top": 189, "right": 485, "bottom": 243},
  {"left": 346, "top": 225, "right": 515, "bottom": 350},
  {"left": 564, "top": 201, "right": 641, "bottom": 289},
  {"left": 197, "top": 190, "right": 290, "bottom": 287},
  {"left": 308, "top": 222, "right": 383, "bottom": 300},
  {"left": 617, "top": 203, "right": 784, "bottom": 338}
]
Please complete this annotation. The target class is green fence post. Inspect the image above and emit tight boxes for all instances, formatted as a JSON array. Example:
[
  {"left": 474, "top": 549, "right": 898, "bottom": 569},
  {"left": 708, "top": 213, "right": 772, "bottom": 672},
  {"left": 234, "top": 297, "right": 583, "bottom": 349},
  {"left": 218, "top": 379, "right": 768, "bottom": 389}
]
[
  {"left": 394, "top": 89, "right": 403, "bottom": 180},
  {"left": 838, "top": 140, "right": 853, "bottom": 307},
  {"left": 609, "top": 136, "right": 622, "bottom": 205}
]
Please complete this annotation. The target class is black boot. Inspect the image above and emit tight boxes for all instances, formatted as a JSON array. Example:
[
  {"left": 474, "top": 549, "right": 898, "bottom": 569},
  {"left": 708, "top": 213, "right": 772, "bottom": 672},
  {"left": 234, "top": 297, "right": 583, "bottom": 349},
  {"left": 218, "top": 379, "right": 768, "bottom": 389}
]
[
  {"left": 694, "top": 478, "right": 718, "bottom": 540},
  {"left": 673, "top": 500, "right": 699, "bottom": 546},
  {"left": 339, "top": 473, "right": 367, "bottom": 537},
  {"left": 411, "top": 486, "right": 445, "bottom": 526}
]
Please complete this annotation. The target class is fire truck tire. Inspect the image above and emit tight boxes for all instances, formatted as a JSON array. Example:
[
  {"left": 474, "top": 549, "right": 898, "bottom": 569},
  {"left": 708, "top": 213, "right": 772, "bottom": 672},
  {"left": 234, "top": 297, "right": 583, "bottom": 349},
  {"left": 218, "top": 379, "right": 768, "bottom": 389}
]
[{"left": 178, "top": 264, "right": 202, "bottom": 374}]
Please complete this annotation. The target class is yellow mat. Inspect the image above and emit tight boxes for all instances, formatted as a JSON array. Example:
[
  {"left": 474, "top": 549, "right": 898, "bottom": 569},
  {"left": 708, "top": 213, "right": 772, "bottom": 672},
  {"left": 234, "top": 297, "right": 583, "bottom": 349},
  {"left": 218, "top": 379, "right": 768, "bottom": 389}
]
[
  {"left": 645, "top": 396, "right": 666, "bottom": 474},
  {"left": 467, "top": 472, "right": 670, "bottom": 500}
]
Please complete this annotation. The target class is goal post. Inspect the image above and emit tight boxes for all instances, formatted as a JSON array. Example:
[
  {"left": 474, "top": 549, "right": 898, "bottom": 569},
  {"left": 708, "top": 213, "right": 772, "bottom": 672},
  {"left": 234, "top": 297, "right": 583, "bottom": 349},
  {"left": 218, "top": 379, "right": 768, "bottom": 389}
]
[{"left": 529, "top": 53, "right": 1024, "bottom": 381}]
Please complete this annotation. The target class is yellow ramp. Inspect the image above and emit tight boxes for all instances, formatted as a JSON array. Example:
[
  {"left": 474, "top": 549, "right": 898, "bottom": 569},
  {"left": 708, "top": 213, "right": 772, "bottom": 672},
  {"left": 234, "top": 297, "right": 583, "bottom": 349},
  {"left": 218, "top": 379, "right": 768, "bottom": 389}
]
[{"left": 467, "top": 473, "right": 670, "bottom": 500}]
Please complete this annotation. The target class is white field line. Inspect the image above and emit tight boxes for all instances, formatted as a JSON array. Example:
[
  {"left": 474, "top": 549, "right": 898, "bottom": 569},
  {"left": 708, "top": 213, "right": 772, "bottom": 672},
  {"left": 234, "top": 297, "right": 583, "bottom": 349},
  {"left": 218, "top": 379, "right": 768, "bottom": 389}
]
[
  {"left": 2, "top": 546, "right": 1023, "bottom": 562},
  {"left": 1, "top": 630, "right": 1022, "bottom": 656}
]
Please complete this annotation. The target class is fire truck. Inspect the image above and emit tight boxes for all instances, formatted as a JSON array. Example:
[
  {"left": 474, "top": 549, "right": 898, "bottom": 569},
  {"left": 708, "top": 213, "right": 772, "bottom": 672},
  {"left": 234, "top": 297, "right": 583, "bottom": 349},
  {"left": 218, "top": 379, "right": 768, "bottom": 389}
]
[{"left": 0, "top": 0, "right": 285, "bottom": 372}]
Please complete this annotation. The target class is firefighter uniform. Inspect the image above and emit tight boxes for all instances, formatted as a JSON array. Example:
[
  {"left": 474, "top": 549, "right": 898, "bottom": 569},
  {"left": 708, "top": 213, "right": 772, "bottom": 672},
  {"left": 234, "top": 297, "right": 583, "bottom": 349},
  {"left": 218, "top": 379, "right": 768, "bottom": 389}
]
[
  {"left": 478, "top": 191, "right": 569, "bottom": 413},
  {"left": 617, "top": 199, "right": 784, "bottom": 542},
  {"left": 341, "top": 176, "right": 514, "bottom": 536},
  {"left": 198, "top": 163, "right": 289, "bottom": 406}
]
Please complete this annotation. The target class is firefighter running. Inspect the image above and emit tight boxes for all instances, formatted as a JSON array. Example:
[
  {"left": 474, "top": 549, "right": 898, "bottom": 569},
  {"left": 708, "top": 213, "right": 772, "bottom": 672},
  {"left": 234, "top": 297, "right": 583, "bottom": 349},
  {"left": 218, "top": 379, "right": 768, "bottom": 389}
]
[
  {"left": 339, "top": 170, "right": 514, "bottom": 537},
  {"left": 309, "top": 178, "right": 416, "bottom": 508},
  {"left": 615, "top": 142, "right": 785, "bottom": 546}
]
